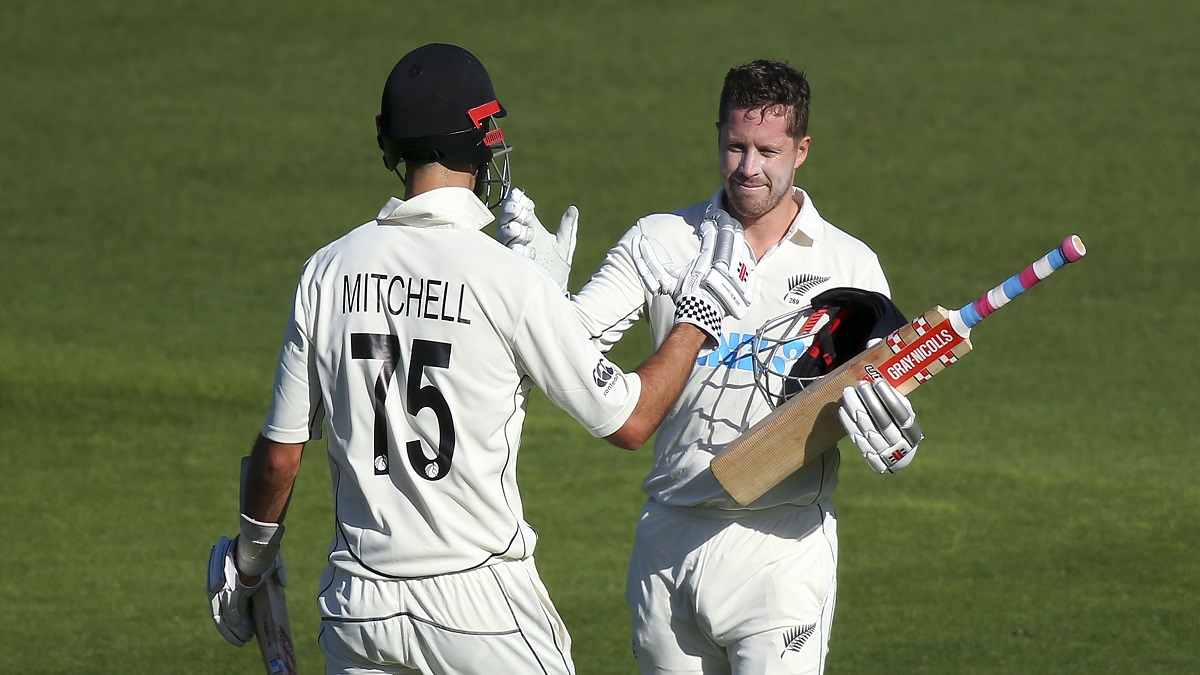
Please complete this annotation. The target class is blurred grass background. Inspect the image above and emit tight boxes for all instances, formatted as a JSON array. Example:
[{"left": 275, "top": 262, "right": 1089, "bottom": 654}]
[{"left": 1, "top": 1, "right": 1197, "bottom": 672}]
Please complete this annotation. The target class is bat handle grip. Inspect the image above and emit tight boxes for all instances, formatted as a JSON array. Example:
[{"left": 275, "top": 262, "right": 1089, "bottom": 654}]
[{"left": 957, "top": 235, "right": 1086, "bottom": 330}]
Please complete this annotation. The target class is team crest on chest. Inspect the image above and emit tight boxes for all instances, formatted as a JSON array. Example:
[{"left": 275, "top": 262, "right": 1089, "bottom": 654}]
[{"left": 783, "top": 274, "right": 831, "bottom": 305}]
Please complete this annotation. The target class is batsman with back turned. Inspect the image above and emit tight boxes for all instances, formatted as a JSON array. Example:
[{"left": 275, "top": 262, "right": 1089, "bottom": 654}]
[{"left": 204, "top": 43, "right": 761, "bottom": 674}]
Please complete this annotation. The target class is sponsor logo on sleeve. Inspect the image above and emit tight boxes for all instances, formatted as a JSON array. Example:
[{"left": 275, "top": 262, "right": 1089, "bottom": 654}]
[{"left": 593, "top": 359, "right": 617, "bottom": 394}]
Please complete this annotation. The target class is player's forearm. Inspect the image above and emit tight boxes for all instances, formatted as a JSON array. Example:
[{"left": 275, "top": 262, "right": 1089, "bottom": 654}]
[
  {"left": 606, "top": 323, "right": 706, "bottom": 449},
  {"left": 243, "top": 434, "right": 304, "bottom": 524}
]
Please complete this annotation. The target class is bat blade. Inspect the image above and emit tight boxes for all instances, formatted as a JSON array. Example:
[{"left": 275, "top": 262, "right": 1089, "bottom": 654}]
[
  {"left": 241, "top": 456, "right": 299, "bottom": 675},
  {"left": 711, "top": 307, "right": 972, "bottom": 505},
  {"left": 711, "top": 235, "right": 1086, "bottom": 506},
  {"left": 250, "top": 577, "right": 298, "bottom": 675}
]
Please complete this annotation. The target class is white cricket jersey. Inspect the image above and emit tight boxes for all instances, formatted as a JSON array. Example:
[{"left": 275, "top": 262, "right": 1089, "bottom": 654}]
[
  {"left": 261, "top": 187, "right": 641, "bottom": 579},
  {"left": 573, "top": 187, "right": 888, "bottom": 510}
]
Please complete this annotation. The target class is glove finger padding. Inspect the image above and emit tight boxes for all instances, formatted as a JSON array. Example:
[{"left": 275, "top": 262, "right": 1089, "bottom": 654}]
[
  {"left": 207, "top": 535, "right": 259, "bottom": 647},
  {"left": 679, "top": 220, "right": 718, "bottom": 295},
  {"left": 495, "top": 188, "right": 575, "bottom": 294},
  {"left": 874, "top": 379, "right": 923, "bottom": 448},
  {"left": 556, "top": 205, "right": 579, "bottom": 264},
  {"left": 634, "top": 208, "right": 757, "bottom": 346},
  {"left": 496, "top": 188, "right": 536, "bottom": 249},
  {"left": 672, "top": 221, "right": 723, "bottom": 342},
  {"left": 703, "top": 217, "right": 756, "bottom": 319},
  {"left": 631, "top": 218, "right": 720, "bottom": 299},
  {"left": 838, "top": 380, "right": 923, "bottom": 473},
  {"left": 632, "top": 234, "right": 678, "bottom": 296},
  {"left": 272, "top": 552, "right": 288, "bottom": 587}
]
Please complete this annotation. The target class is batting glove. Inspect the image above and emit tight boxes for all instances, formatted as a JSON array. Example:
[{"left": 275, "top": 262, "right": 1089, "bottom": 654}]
[
  {"left": 206, "top": 535, "right": 285, "bottom": 647},
  {"left": 633, "top": 206, "right": 758, "bottom": 345},
  {"left": 838, "top": 379, "right": 924, "bottom": 473},
  {"left": 496, "top": 187, "right": 579, "bottom": 294}
]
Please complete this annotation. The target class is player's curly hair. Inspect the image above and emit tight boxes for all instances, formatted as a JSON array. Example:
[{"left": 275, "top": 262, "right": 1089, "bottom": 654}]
[{"left": 718, "top": 59, "right": 811, "bottom": 139}]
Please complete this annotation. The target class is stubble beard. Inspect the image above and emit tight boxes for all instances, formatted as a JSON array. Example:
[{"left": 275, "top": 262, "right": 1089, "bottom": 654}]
[{"left": 724, "top": 181, "right": 790, "bottom": 223}]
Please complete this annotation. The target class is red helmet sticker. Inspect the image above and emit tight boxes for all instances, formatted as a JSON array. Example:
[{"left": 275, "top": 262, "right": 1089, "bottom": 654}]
[
  {"left": 483, "top": 129, "right": 505, "bottom": 147},
  {"left": 468, "top": 100, "right": 502, "bottom": 129}
]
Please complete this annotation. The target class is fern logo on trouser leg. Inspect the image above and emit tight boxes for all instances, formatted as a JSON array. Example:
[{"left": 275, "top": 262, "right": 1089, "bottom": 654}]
[{"left": 781, "top": 623, "right": 817, "bottom": 657}]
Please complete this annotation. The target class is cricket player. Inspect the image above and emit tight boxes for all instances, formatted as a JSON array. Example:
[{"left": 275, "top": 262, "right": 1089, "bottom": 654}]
[
  {"left": 205, "top": 43, "right": 759, "bottom": 675},
  {"left": 499, "top": 60, "right": 924, "bottom": 674}
]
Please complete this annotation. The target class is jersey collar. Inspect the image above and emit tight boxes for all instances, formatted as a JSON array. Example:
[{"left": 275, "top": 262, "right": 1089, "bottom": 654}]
[
  {"left": 784, "top": 187, "right": 825, "bottom": 245},
  {"left": 375, "top": 187, "right": 495, "bottom": 230}
]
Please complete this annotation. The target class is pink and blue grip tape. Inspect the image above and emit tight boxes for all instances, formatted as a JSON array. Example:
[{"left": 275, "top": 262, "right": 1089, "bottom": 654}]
[{"left": 956, "top": 235, "right": 1087, "bottom": 330}]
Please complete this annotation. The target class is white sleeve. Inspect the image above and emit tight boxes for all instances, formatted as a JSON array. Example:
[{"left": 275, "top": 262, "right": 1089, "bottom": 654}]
[
  {"left": 858, "top": 254, "right": 891, "bottom": 297},
  {"left": 260, "top": 275, "right": 324, "bottom": 443},
  {"left": 571, "top": 224, "right": 649, "bottom": 353},
  {"left": 513, "top": 274, "right": 641, "bottom": 439}
]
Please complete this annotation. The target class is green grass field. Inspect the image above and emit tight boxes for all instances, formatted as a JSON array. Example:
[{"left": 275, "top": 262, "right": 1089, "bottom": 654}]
[{"left": 2, "top": 1, "right": 1197, "bottom": 672}]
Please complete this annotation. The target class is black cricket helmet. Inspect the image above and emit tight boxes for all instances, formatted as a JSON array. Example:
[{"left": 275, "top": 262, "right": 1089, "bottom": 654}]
[
  {"left": 376, "top": 43, "right": 512, "bottom": 208},
  {"left": 751, "top": 287, "right": 907, "bottom": 408}
]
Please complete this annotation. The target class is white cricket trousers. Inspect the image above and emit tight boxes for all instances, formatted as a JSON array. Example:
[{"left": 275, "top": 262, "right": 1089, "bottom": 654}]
[
  {"left": 317, "top": 557, "right": 575, "bottom": 674},
  {"left": 627, "top": 499, "right": 838, "bottom": 675}
]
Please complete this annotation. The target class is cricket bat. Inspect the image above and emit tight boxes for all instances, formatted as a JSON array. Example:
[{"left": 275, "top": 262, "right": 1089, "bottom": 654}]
[
  {"left": 711, "top": 235, "right": 1087, "bottom": 505},
  {"left": 240, "top": 457, "right": 299, "bottom": 675}
]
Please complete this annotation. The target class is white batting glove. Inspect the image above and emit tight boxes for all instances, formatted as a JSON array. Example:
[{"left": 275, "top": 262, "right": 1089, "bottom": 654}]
[
  {"left": 206, "top": 535, "right": 285, "bottom": 647},
  {"left": 633, "top": 207, "right": 758, "bottom": 344},
  {"left": 496, "top": 187, "right": 579, "bottom": 294},
  {"left": 838, "top": 379, "right": 924, "bottom": 473}
]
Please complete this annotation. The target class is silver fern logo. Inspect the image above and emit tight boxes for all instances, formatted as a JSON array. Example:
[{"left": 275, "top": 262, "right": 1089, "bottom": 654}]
[
  {"left": 784, "top": 274, "right": 830, "bottom": 305},
  {"left": 781, "top": 623, "right": 817, "bottom": 656}
]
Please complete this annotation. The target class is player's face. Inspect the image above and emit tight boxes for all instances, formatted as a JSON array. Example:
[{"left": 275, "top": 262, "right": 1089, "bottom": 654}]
[{"left": 718, "top": 107, "right": 809, "bottom": 224}]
